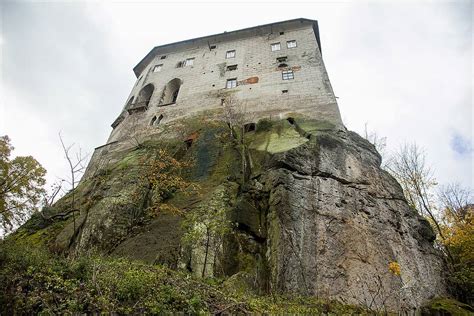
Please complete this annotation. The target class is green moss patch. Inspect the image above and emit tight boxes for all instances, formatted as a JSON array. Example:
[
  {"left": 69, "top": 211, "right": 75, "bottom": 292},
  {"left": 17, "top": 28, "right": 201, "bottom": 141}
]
[
  {"left": 421, "top": 298, "right": 474, "bottom": 316},
  {"left": 248, "top": 120, "right": 308, "bottom": 154}
]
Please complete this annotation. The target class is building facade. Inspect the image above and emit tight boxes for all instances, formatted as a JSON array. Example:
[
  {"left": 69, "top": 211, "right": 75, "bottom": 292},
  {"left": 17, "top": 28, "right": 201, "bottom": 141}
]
[
  {"left": 107, "top": 18, "right": 342, "bottom": 143},
  {"left": 83, "top": 19, "right": 343, "bottom": 179}
]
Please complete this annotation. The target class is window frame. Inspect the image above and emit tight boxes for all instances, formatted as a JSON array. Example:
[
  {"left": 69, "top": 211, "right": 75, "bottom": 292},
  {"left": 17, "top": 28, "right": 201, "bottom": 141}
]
[
  {"left": 226, "top": 50, "right": 236, "bottom": 59},
  {"left": 226, "top": 78, "right": 237, "bottom": 89},
  {"left": 226, "top": 64, "right": 238, "bottom": 71},
  {"left": 282, "top": 69, "right": 294, "bottom": 80},
  {"left": 184, "top": 58, "right": 195, "bottom": 67},
  {"left": 287, "top": 40, "right": 297, "bottom": 49},
  {"left": 271, "top": 42, "right": 281, "bottom": 52}
]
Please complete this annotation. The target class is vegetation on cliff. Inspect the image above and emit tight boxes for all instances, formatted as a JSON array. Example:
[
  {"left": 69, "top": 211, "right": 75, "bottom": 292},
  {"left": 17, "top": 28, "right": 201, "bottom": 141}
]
[
  {"left": 1, "top": 113, "right": 473, "bottom": 314},
  {"left": 0, "top": 242, "right": 372, "bottom": 315}
]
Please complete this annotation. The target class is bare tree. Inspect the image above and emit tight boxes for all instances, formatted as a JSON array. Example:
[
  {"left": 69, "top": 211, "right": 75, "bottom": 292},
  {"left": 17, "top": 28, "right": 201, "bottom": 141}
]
[
  {"left": 221, "top": 95, "right": 254, "bottom": 183},
  {"left": 438, "top": 183, "right": 473, "bottom": 224},
  {"left": 59, "top": 133, "right": 88, "bottom": 232},
  {"left": 386, "top": 143, "right": 444, "bottom": 239},
  {"left": 363, "top": 123, "right": 387, "bottom": 160},
  {"left": 221, "top": 94, "right": 246, "bottom": 139}
]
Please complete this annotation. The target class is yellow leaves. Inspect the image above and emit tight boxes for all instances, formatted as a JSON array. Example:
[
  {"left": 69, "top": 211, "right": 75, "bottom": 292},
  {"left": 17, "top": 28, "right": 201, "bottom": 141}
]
[{"left": 388, "top": 261, "right": 401, "bottom": 276}]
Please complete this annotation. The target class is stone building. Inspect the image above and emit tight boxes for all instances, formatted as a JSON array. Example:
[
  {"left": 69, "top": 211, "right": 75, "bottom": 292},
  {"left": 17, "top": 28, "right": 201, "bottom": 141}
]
[
  {"left": 85, "top": 18, "right": 342, "bottom": 178},
  {"left": 108, "top": 18, "right": 341, "bottom": 142}
]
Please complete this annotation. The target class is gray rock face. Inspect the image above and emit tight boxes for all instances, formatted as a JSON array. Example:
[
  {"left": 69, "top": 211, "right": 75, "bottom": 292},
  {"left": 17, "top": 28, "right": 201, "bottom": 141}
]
[
  {"left": 41, "top": 117, "right": 446, "bottom": 312},
  {"left": 246, "top": 128, "right": 446, "bottom": 311}
]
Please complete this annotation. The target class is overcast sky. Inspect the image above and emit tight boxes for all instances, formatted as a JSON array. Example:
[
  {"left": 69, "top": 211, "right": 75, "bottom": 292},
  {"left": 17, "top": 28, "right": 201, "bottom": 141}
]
[{"left": 1, "top": 0, "right": 472, "bottom": 193}]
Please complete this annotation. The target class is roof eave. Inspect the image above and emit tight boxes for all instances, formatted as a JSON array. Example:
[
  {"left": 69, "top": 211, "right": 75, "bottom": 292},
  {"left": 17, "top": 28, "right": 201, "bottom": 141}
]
[{"left": 132, "top": 18, "right": 320, "bottom": 77}]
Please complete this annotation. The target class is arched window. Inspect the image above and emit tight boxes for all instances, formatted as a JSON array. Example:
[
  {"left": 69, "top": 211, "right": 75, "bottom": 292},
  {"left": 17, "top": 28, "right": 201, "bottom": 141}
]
[
  {"left": 137, "top": 83, "right": 155, "bottom": 107},
  {"left": 157, "top": 114, "right": 163, "bottom": 124},
  {"left": 161, "top": 78, "right": 182, "bottom": 105},
  {"left": 150, "top": 114, "right": 164, "bottom": 126}
]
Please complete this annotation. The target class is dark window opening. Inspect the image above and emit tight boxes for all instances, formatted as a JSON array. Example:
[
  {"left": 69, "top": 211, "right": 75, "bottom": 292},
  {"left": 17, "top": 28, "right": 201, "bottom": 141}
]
[
  {"left": 226, "top": 64, "right": 237, "bottom": 71},
  {"left": 282, "top": 89, "right": 288, "bottom": 94},
  {"left": 278, "top": 63, "right": 288, "bottom": 68},
  {"left": 210, "top": 45, "right": 217, "bottom": 50},
  {"left": 221, "top": 98, "right": 226, "bottom": 106},
  {"left": 277, "top": 56, "right": 287, "bottom": 62},
  {"left": 160, "top": 55, "right": 167, "bottom": 59},
  {"left": 176, "top": 61, "right": 183, "bottom": 68},
  {"left": 287, "top": 117, "right": 295, "bottom": 125},
  {"left": 161, "top": 78, "right": 182, "bottom": 105},
  {"left": 244, "top": 123, "right": 256, "bottom": 133},
  {"left": 136, "top": 83, "right": 155, "bottom": 107},
  {"left": 184, "top": 139, "right": 193, "bottom": 149},
  {"left": 150, "top": 114, "right": 163, "bottom": 126},
  {"left": 172, "top": 89, "right": 180, "bottom": 103},
  {"left": 279, "top": 31, "right": 285, "bottom": 35}
]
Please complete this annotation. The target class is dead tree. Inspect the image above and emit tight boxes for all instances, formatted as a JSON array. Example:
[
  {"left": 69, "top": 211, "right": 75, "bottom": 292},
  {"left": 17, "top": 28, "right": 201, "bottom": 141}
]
[{"left": 59, "top": 133, "right": 87, "bottom": 233}]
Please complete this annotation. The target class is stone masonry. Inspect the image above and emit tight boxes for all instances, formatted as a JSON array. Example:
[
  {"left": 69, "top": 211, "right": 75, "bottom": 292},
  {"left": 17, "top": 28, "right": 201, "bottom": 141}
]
[{"left": 85, "top": 18, "right": 342, "bottom": 179}]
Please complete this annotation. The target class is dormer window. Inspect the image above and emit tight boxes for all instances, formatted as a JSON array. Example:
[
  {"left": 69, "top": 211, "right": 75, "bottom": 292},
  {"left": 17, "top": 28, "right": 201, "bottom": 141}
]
[
  {"left": 226, "top": 50, "right": 236, "bottom": 59},
  {"left": 153, "top": 64, "right": 163, "bottom": 72},
  {"left": 160, "top": 55, "right": 167, "bottom": 59}
]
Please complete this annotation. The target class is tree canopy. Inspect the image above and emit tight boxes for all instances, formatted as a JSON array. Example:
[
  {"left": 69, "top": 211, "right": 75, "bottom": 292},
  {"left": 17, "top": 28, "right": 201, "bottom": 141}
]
[{"left": 0, "top": 135, "right": 46, "bottom": 232}]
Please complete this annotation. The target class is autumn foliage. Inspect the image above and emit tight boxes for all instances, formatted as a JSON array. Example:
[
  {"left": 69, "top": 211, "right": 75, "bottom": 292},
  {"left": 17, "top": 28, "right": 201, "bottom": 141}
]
[{"left": 0, "top": 135, "right": 46, "bottom": 232}]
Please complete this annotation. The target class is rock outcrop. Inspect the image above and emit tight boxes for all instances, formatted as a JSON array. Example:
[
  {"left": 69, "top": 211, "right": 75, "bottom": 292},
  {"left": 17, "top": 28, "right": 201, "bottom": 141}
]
[{"left": 16, "top": 114, "right": 447, "bottom": 312}]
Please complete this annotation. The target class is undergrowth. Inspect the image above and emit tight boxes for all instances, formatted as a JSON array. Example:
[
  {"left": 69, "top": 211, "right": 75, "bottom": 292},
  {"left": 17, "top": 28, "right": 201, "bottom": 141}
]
[{"left": 0, "top": 242, "right": 371, "bottom": 315}]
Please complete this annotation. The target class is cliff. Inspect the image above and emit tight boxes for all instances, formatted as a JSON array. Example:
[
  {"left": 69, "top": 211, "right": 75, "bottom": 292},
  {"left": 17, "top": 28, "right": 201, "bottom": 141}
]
[{"left": 10, "top": 113, "right": 447, "bottom": 312}]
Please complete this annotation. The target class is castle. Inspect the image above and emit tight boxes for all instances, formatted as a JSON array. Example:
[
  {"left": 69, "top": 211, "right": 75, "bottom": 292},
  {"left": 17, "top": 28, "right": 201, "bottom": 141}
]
[
  {"left": 65, "top": 19, "right": 448, "bottom": 310},
  {"left": 84, "top": 20, "right": 339, "bottom": 163},
  {"left": 112, "top": 18, "right": 341, "bottom": 138}
]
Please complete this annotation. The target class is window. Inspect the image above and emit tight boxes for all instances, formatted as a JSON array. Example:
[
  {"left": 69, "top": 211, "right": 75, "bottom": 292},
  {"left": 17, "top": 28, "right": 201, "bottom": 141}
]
[
  {"left": 184, "top": 58, "right": 195, "bottom": 66},
  {"left": 226, "top": 64, "right": 237, "bottom": 71},
  {"left": 279, "top": 31, "right": 285, "bottom": 35},
  {"left": 282, "top": 70, "right": 294, "bottom": 80},
  {"left": 226, "top": 50, "right": 236, "bottom": 59},
  {"left": 287, "top": 40, "right": 297, "bottom": 48},
  {"left": 271, "top": 43, "right": 281, "bottom": 52},
  {"left": 276, "top": 56, "right": 287, "bottom": 62},
  {"left": 282, "top": 89, "right": 288, "bottom": 94},
  {"left": 226, "top": 78, "right": 237, "bottom": 89},
  {"left": 160, "top": 55, "right": 167, "bottom": 59},
  {"left": 210, "top": 45, "right": 217, "bottom": 50},
  {"left": 153, "top": 64, "right": 163, "bottom": 72}
]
